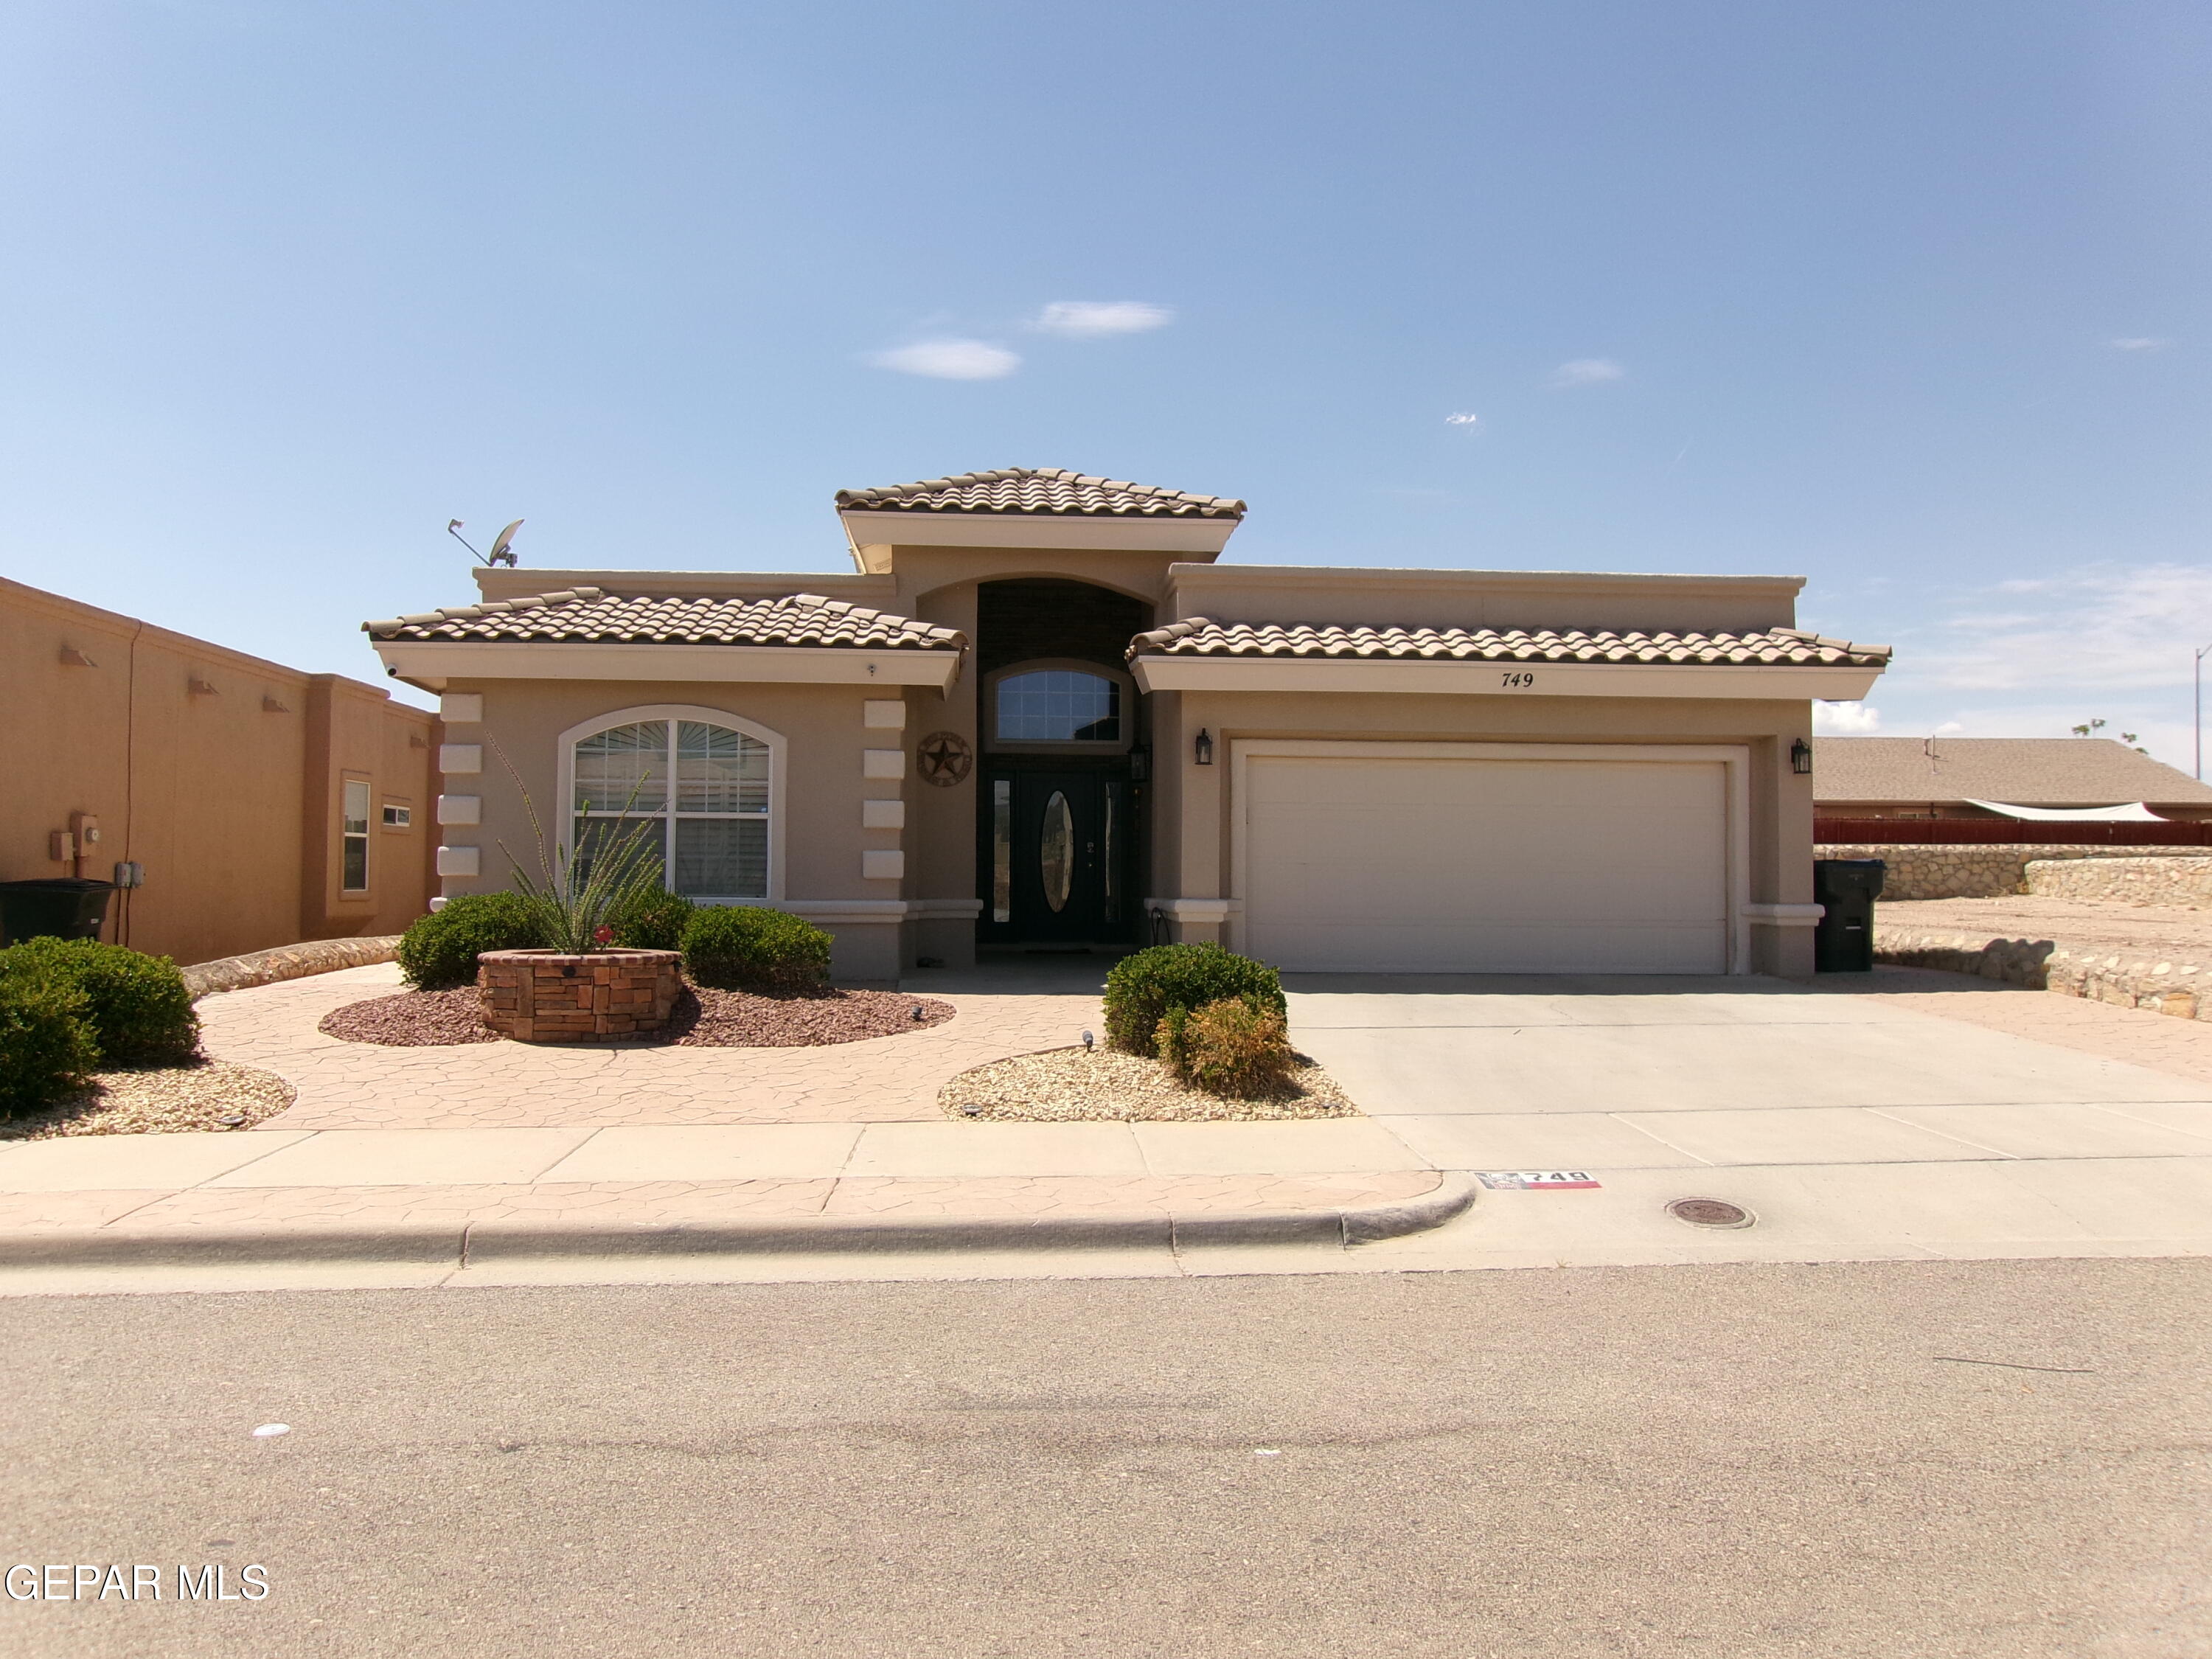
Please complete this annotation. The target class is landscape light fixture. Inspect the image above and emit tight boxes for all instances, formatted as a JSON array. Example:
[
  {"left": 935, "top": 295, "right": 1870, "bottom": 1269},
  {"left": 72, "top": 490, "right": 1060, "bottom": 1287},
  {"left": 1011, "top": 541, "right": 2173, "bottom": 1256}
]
[
  {"left": 1193, "top": 728, "right": 1214, "bottom": 766},
  {"left": 1790, "top": 738, "right": 1813, "bottom": 776}
]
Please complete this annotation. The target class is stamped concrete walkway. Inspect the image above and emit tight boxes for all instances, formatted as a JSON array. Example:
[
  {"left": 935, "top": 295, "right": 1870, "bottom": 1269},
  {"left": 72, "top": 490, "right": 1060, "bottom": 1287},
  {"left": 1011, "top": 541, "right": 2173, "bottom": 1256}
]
[{"left": 214, "top": 962, "right": 1101, "bottom": 1129}]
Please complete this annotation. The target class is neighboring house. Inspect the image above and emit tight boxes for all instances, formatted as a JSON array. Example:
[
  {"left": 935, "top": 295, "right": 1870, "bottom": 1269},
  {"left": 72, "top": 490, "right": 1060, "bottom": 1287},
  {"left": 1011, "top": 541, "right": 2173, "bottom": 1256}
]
[
  {"left": 1, "top": 575, "right": 439, "bottom": 964},
  {"left": 366, "top": 467, "right": 1888, "bottom": 978},
  {"left": 1814, "top": 737, "right": 2212, "bottom": 823}
]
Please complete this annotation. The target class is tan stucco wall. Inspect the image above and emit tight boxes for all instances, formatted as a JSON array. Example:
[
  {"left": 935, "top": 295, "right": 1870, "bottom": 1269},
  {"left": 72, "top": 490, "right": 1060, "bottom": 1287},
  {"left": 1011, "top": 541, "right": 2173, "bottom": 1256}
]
[
  {"left": 1, "top": 577, "right": 437, "bottom": 964},
  {"left": 431, "top": 678, "right": 928, "bottom": 905},
  {"left": 1162, "top": 565, "right": 1805, "bottom": 635}
]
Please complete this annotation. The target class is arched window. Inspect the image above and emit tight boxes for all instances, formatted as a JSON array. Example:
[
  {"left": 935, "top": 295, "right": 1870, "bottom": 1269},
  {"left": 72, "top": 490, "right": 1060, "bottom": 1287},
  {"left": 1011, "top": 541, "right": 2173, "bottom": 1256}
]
[
  {"left": 571, "top": 717, "right": 771, "bottom": 898},
  {"left": 991, "top": 666, "right": 1127, "bottom": 746}
]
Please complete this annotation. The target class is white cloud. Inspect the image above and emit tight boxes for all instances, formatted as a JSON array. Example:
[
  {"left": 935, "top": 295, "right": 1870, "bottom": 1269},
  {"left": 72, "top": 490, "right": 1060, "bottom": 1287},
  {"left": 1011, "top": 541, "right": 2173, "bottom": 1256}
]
[
  {"left": 1444, "top": 412, "right": 1482, "bottom": 428},
  {"left": 2110, "top": 337, "right": 2174, "bottom": 352},
  {"left": 866, "top": 339, "right": 1020, "bottom": 380},
  {"left": 1933, "top": 720, "right": 1964, "bottom": 737},
  {"left": 1031, "top": 301, "right": 1174, "bottom": 338},
  {"left": 1917, "top": 563, "right": 2212, "bottom": 695},
  {"left": 1548, "top": 358, "right": 1625, "bottom": 389},
  {"left": 1813, "top": 701, "right": 1882, "bottom": 734}
]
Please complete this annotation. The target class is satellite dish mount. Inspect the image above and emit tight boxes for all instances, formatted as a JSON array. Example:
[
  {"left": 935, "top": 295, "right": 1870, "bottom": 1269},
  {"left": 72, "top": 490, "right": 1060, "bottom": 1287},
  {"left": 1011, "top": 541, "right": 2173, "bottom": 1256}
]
[{"left": 447, "top": 518, "right": 523, "bottom": 567}]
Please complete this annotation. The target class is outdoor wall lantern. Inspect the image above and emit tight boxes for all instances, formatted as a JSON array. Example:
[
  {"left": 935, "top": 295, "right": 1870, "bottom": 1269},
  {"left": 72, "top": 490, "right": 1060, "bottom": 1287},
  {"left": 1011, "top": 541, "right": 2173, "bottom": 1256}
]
[
  {"left": 1193, "top": 728, "right": 1214, "bottom": 766},
  {"left": 1790, "top": 738, "right": 1813, "bottom": 776}
]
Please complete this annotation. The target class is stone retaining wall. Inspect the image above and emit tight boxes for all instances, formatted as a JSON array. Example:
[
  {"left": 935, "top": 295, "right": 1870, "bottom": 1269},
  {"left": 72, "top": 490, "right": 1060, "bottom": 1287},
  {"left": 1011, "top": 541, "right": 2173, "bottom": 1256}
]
[
  {"left": 2023, "top": 856, "right": 2212, "bottom": 907},
  {"left": 1874, "top": 925, "right": 2211, "bottom": 1020},
  {"left": 181, "top": 935, "right": 403, "bottom": 1001},
  {"left": 1818, "top": 843, "right": 2209, "bottom": 901},
  {"left": 477, "top": 949, "right": 684, "bottom": 1042}
]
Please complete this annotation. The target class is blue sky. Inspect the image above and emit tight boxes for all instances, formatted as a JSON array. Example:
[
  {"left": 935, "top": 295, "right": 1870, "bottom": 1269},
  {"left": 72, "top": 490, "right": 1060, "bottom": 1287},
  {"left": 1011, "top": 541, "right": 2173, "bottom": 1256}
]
[{"left": 3, "top": 2, "right": 2207, "bottom": 762}]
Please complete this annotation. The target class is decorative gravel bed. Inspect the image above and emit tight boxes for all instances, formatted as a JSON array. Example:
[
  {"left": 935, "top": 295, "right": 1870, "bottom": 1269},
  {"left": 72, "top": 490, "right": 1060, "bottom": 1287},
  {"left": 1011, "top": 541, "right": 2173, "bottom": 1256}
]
[
  {"left": 319, "top": 984, "right": 956, "bottom": 1048},
  {"left": 1, "top": 1060, "right": 297, "bottom": 1141},
  {"left": 941, "top": 1045, "right": 1360, "bottom": 1123},
  {"left": 321, "top": 987, "right": 504, "bottom": 1046}
]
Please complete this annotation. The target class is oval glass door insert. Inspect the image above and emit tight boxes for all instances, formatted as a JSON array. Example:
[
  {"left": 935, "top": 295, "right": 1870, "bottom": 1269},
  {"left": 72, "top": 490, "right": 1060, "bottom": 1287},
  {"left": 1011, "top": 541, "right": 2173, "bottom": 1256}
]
[{"left": 1039, "top": 790, "right": 1074, "bottom": 912}]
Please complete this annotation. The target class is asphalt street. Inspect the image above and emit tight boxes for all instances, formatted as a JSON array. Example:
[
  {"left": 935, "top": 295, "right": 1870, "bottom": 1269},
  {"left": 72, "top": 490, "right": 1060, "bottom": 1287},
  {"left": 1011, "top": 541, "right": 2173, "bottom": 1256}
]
[{"left": 3, "top": 1258, "right": 2209, "bottom": 1658}]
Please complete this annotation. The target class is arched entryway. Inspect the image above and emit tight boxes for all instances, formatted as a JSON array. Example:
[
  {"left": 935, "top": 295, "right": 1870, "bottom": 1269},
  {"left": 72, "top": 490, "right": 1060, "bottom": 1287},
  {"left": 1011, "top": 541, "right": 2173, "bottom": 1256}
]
[{"left": 973, "top": 579, "right": 1151, "bottom": 947}]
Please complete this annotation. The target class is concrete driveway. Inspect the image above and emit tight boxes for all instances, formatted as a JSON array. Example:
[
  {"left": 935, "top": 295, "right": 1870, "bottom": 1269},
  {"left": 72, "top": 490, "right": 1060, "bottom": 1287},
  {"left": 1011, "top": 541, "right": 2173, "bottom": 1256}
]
[{"left": 1279, "top": 972, "right": 2212, "bottom": 1272}]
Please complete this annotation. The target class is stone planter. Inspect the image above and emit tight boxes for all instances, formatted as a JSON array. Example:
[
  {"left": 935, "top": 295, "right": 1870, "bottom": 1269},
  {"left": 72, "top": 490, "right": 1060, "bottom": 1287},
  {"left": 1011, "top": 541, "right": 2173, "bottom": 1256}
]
[{"left": 476, "top": 949, "right": 684, "bottom": 1043}]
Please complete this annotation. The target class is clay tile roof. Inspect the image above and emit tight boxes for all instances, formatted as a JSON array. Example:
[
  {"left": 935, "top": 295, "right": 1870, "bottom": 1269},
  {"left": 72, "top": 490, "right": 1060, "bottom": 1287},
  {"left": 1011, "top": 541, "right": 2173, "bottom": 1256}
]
[
  {"left": 835, "top": 467, "right": 1245, "bottom": 520},
  {"left": 1127, "top": 618, "right": 1892, "bottom": 669},
  {"left": 364, "top": 588, "right": 965, "bottom": 651},
  {"left": 1813, "top": 737, "right": 2212, "bottom": 807}
]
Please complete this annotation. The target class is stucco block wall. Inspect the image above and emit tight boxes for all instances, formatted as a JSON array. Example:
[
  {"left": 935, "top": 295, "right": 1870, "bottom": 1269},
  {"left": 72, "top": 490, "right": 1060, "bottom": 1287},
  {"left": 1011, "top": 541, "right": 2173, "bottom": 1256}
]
[
  {"left": 1, "top": 576, "right": 436, "bottom": 964},
  {"left": 1816, "top": 842, "right": 2211, "bottom": 900},
  {"left": 1163, "top": 566, "right": 1804, "bottom": 636}
]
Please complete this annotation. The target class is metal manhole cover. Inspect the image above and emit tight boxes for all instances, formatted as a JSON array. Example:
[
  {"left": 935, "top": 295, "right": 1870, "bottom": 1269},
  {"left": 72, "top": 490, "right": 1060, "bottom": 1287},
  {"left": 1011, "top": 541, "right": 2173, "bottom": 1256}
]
[{"left": 1667, "top": 1197, "right": 1753, "bottom": 1229}]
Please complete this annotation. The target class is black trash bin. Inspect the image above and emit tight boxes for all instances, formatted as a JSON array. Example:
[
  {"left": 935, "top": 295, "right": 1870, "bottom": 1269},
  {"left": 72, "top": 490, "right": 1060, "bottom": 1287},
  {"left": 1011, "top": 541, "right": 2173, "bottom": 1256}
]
[
  {"left": 1812, "top": 858, "right": 1885, "bottom": 973},
  {"left": 0, "top": 878, "right": 117, "bottom": 947}
]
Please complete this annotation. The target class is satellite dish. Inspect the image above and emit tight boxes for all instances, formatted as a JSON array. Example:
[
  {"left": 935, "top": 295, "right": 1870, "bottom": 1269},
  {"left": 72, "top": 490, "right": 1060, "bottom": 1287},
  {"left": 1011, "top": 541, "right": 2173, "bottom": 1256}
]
[{"left": 487, "top": 519, "right": 524, "bottom": 566}]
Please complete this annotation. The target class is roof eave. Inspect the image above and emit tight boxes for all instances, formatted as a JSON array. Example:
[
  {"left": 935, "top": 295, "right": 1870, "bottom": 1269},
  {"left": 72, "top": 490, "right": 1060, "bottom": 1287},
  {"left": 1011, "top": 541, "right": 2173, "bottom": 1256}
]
[{"left": 368, "top": 639, "right": 964, "bottom": 694}]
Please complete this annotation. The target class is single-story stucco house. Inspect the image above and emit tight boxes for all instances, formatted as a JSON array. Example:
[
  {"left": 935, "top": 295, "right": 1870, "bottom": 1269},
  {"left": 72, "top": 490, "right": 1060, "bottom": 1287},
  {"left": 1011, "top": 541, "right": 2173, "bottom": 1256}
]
[
  {"left": 366, "top": 467, "right": 1889, "bottom": 980},
  {"left": 1814, "top": 737, "right": 2212, "bottom": 823}
]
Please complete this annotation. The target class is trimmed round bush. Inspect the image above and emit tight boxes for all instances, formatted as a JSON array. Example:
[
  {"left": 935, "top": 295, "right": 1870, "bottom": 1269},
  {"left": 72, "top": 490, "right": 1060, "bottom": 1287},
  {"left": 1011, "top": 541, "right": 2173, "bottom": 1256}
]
[
  {"left": 681, "top": 905, "right": 832, "bottom": 993},
  {"left": 611, "top": 888, "right": 696, "bottom": 953},
  {"left": 397, "top": 892, "right": 546, "bottom": 990},
  {"left": 0, "top": 937, "right": 199, "bottom": 1065},
  {"left": 1158, "top": 997, "right": 1298, "bottom": 1098},
  {"left": 0, "top": 973, "right": 97, "bottom": 1116},
  {"left": 1102, "top": 942, "right": 1285, "bottom": 1054}
]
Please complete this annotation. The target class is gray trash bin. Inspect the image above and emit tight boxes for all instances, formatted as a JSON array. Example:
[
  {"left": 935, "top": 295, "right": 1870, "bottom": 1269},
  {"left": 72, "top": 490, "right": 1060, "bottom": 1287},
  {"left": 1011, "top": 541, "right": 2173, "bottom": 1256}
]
[{"left": 1812, "top": 859, "right": 1885, "bottom": 973}]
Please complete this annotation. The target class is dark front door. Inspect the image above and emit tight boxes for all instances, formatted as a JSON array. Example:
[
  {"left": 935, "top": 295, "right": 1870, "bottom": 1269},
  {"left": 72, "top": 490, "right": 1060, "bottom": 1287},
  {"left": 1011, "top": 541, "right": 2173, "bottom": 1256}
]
[{"left": 987, "top": 770, "right": 1130, "bottom": 944}]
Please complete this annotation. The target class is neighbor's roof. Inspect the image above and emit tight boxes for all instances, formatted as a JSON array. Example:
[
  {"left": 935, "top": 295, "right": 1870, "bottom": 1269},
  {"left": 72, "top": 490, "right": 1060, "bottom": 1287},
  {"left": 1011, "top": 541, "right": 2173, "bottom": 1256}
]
[
  {"left": 1814, "top": 737, "right": 2212, "bottom": 807},
  {"left": 835, "top": 467, "right": 1245, "bottom": 520},
  {"left": 1129, "top": 618, "right": 1891, "bottom": 668},
  {"left": 364, "top": 588, "right": 964, "bottom": 651}
]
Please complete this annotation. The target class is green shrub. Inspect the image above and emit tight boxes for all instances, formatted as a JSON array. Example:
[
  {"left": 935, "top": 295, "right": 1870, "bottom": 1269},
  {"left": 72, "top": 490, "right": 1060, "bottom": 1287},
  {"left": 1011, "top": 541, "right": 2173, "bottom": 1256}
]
[
  {"left": 0, "top": 973, "right": 98, "bottom": 1116},
  {"left": 1158, "top": 997, "right": 1298, "bottom": 1098},
  {"left": 0, "top": 937, "right": 198, "bottom": 1065},
  {"left": 610, "top": 888, "right": 695, "bottom": 953},
  {"left": 1102, "top": 943, "right": 1285, "bottom": 1054},
  {"left": 396, "top": 892, "right": 545, "bottom": 990},
  {"left": 681, "top": 905, "right": 832, "bottom": 993}
]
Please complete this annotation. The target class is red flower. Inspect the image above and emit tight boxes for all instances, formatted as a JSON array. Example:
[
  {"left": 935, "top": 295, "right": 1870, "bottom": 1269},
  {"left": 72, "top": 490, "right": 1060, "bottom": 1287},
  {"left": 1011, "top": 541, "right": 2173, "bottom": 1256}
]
[{"left": 593, "top": 925, "right": 614, "bottom": 945}]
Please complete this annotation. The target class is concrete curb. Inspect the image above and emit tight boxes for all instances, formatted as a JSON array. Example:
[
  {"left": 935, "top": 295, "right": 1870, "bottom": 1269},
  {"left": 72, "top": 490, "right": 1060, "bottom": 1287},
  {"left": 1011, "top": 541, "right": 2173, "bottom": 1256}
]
[{"left": 0, "top": 1175, "right": 1478, "bottom": 1272}]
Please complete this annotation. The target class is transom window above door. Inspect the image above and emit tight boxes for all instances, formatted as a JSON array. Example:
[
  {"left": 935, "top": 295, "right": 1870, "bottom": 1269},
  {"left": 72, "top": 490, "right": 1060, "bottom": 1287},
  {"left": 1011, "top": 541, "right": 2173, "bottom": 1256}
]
[
  {"left": 571, "top": 717, "right": 769, "bottom": 898},
  {"left": 993, "top": 668, "right": 1123, "bottom": 745}
]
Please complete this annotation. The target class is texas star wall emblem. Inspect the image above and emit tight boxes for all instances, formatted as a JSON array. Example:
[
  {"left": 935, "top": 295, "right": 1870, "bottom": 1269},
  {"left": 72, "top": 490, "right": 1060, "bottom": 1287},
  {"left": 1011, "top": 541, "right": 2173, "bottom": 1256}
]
[{"left": 917, "top": 731, "right": 973, "bottom": 787}]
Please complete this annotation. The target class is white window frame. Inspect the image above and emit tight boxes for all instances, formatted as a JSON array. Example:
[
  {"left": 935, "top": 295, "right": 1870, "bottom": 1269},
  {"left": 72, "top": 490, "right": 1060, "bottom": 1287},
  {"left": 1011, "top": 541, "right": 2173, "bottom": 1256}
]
[
  {"left": 983, "top": 658, "right": 1136, "bottom": 754},
  {"left": 555, "top": 705, "right": 788, "bottom": 903},
  {"left": 340, "top": 777, "right": 372, "bottom": 895}
]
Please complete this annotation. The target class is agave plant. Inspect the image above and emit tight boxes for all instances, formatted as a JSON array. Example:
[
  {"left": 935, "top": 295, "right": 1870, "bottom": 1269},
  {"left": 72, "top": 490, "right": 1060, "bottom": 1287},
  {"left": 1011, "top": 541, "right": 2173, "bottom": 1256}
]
[{"left": 493, "top": 743, "right": 667, "bottom": 954}]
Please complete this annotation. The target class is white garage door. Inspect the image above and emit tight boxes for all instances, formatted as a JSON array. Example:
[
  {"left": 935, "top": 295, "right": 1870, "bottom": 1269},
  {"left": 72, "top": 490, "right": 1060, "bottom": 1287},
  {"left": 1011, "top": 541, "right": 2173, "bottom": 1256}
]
[{"left": 1242, "top": 753, "right": 1731, "bottom": 973}]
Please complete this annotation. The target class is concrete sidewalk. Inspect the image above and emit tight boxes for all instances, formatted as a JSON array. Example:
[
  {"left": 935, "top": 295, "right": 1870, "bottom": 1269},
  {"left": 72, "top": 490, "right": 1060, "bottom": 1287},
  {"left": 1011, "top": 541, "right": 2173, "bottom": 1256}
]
[{"left": 0, "top": 1117, "right": 1470, "bottom": 1276}]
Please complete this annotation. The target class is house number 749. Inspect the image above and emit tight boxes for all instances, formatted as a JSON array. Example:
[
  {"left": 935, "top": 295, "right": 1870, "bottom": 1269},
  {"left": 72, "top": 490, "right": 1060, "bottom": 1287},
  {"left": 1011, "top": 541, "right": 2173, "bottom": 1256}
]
[{"left": 1499, "top": 671, "right": 1537, "bottom": 689}]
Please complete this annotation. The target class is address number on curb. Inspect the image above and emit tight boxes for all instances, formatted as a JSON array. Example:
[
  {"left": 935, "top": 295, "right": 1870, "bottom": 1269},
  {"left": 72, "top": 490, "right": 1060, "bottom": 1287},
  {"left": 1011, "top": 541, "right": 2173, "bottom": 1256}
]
[{"left": 1476, "top": 1170, "right": 1601, "bottom": 1190}]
